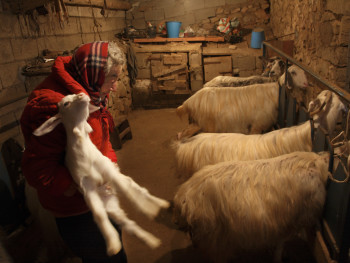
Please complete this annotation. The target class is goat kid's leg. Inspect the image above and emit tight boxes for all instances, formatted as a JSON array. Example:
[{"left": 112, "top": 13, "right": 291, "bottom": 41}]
[
  {"left": 98, "top": 160, "right": 170, "bottom": 218},
  {"left": 103, "top": 193, "right": 161, "bottom": 249},
  {"left": 81, "top": 178, "right": 122, "bottom": 256}
]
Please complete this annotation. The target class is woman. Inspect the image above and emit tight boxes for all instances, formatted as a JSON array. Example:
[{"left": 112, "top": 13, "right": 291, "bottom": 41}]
[{"left": 20, "top": 41, "right": 128, "bottom": 263}]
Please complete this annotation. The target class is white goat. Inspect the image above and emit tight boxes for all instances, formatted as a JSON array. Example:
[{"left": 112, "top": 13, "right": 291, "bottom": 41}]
[
  {"left": 203, "top": 56, "right": 285, "bottom": 88},
  {"left": 176, "top": 65, "right": 309, "bottom": 139},
  {"left": 33, "top": 93, "right": 170, "bottom": 256},
  {"left": 173, "top": 90, "right": 346, "bottom": 178},
  {"left": 173, "top": 150, "right": 347, "bottom": 262}
]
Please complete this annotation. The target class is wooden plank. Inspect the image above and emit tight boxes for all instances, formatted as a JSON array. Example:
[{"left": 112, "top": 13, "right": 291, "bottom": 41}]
[
  {"left": 204, "top": 56, "right": 232, "bottom": 82},
  {"left": 163, "top": 55, "right": 183, "bottom": 65},
  {"left": 133, "top": 36, "right": 224, "bottom": 43},
  {"left": 132, "top": 43, "right": 202, "bottom": 53},
  {"left": 0, "top": 98, "right": 27, "bottom": 115},
  {"left": 163, "top": 80, "right": 187, "bottom": 88},
  {"left": 158, "top": 86, "right": 176, "bottom": 91},
  {"left": 203, "top": 47, "right": 238, "bottom": 55},
  {"left": 157, "top": 76, "right": 175, "bottom": 81},
  {"left": 63, "top": 0, "right": 131, "bottom": 10},
  {"left": 152, "top": 65, "right": 187, "bottom": 78}
]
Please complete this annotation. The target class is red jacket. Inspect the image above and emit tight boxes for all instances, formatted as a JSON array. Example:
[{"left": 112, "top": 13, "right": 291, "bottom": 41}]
[{"left": 20, "top": 56, "right": 117, "bottom": 217}]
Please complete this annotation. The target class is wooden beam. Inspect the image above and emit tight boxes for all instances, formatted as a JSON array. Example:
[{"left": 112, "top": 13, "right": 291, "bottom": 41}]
[{"left": 63, "top": 0, "right": 131, "bottom": 10}]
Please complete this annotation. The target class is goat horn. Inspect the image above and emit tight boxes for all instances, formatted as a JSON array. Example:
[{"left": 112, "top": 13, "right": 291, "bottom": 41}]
[{"left": 309, "top": 91, "right": 332, "bottom": 116}]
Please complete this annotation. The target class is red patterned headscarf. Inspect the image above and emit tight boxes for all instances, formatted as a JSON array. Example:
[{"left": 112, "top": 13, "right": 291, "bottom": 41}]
[{"left": 68, "top": 41, "right": 108, "bottom": 106}]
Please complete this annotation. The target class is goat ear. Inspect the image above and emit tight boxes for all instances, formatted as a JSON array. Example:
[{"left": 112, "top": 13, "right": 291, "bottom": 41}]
[
  {"left": 89, "top": 103, "right": 100, "bottom": 113},
  {"left": 33, "top": 114, "right": 62, "bottom": 136}
]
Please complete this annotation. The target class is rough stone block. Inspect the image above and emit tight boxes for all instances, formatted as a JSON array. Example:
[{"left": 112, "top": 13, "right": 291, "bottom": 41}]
[
  {"left": 326, "top": 0, "right": 350, "bottom": 16},
  {"left": 194, "top": 8, "right": 216, "bottom": 22},
  {"left": 205, "top": 0, "right": 225, "bottom": 8},
  {"left": 0, "top": 13, "right": 21, "bottom": 38},
  {"left": 191, "top": 80, "right": 204, "bottom": 92},
  {"left": 44, "top": 17, "right": 81, "bottom": 36},
  {"left": 232, "top": 55, "right": 256, "bottom": 71},
  {"left": 81, "top": 33, "right": 98, "bottom": 43},
  {"left": 225, "top": 0, "right": 247, "bottom": 5},
  {"left": 0, "top": 40, "right": 15, "bottom": 63},
  {"left": 11, "top": 38, "right": 39, "bottom": 60},
  {"left": 133, "top": 11, "right": 145, "bottom": 19},
  {"left": 184, "top": 0, "right": 205, "bottom": 11},
  {"left": 164, "top": 4, "right": 186, "bottom": 19},
  {"left": 0, "top": 83, "right": 28, "bottom": 107},
  {"left": 189, "top": 52, "right": 202, "bottom": 67},
  {"left": 170, "top": 15, "right": 196, "bottom": 28},
  {"left": 239, "top": 70, "right": 256, "bottom": 77},
  {"left": 339, "top": 16, "right": 350, "bottom": 45},
  {"left": 98, "top": 17, "right": 125, "bottom": 32},
  {"left": 52, "top": 35, "right": 84, "bottom": 51},
  {"left": 137, "top": 69, "right": 151, "bottom": 79},
  {"left": 145, "top": 9, "right": 164, "bottom": 21},
  {"left": 135, "top": 53, "right": 151, "bottom": 68},
  {"left": 132, "top": 18, "right": 147, "bottom": 29},
  {"left": 0, "top": 62, "right": 25, "bottom": 88}
]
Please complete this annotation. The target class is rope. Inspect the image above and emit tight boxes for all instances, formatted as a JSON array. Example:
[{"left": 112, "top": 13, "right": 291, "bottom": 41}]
[{"left": 327, "top": 110, "right": 350, "bottom": 183}]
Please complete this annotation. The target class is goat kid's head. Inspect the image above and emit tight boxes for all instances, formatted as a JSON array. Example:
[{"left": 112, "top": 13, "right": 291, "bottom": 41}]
[
  {"left": 278, "top": 65, "right": 309, "bottom": 90},
  {"left": 33, "top": 93, "right": 100, "bottom": 136},
  {"left": 261, "top": 56, "right": 285, "bottom": 78},
  {"left": 309, "top": 90, "right": 347, "bottom": 134}
]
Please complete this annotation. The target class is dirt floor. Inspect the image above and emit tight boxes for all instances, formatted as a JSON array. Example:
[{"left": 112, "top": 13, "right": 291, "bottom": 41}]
[
  {"left": 114, "top": 108, "right": 317, "bottom": 263},
  {"left": 115, "top": 107, "right": 210, "bottom": 263},
  {"left": 1, "top": 107, "right": 318, "bottom": 263}
]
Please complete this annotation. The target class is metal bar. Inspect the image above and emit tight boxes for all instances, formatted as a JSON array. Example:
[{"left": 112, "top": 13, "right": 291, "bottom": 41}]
[{"left": 263, "top": 41, "right": 350, "bottom": 103}]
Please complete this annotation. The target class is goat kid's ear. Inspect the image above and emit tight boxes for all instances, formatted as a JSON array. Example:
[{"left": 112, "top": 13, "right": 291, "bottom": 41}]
[
  {"left": 89, "top": 103, "right": 100, "bottom": 113},
  {"left": 33, "top": 114, "right": 62, "bottom": 136}
]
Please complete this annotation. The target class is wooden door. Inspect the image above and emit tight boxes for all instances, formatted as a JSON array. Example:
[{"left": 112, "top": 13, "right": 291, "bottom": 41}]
[
  {"left": 150, "top": 53, "right": 190, "bottom": 94},
  {"left": 203, "top": 56, "right": 232, "bottom": 82}
]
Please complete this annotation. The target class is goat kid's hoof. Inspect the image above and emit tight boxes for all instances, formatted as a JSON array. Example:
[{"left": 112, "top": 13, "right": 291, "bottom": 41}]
[{"left": 107, "top": 241, "right": 122, "bottom": 256}]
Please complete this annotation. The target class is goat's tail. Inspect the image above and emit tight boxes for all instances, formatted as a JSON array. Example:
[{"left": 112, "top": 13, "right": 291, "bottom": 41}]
[{"left": 176, "top": 105, "right": 187, "bottom": 119}]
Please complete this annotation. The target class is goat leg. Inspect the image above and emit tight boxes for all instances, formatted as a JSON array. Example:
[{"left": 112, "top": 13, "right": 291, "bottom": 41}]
[
  {"left": 81, "top": 177, "right": 122, "bottom": 256},
  {"left": 103, "top": 193, "right": 161, "bottom": 249},
  {"left": 98, "top": 159, "right": 170, "bottom": 218}
]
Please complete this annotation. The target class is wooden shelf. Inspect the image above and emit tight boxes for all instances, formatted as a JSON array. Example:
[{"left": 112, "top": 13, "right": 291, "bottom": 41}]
[{"left": 133, "top": 36, "right": 225, "bottom": 43}]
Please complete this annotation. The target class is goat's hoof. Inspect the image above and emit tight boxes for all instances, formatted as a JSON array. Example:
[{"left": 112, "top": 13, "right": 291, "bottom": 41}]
[
  {"left": 146, "top": 236, "right": 162, "bottom": 249},
  {"left": 107, "top": 241, "right": 122, "bottom": 256}
]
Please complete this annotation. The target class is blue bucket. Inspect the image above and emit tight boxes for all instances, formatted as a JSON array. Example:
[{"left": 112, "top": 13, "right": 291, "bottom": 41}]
[
  {"left": 250, "top": 28, "right": 265, "bottom": 49},
  {"left": 166, "top": 21, "right": 182, "bottom": 38}
]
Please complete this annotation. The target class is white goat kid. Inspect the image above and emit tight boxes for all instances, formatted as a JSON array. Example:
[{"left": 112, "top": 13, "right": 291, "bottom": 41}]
[
  {"left": 33, "top": 93, "right": 170, "bottom": 256},
  {"left": 203, "top": 56, "right": 285, "bottom": 88},
  {"left": 176, "top": 65, "right": 308, "bottom": 139},
  {"left": 173, "top": 90, "right": 346, "bottom": 178}
]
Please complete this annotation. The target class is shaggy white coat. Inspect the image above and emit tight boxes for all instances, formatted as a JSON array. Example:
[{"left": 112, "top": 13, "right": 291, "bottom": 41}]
[
  {"left": 173, "top": 90, "right": 346, "bottom": 178},
  {"left": 34, "top": 93, "right": 169, "bottom": 256},
  {"left": 173, "top": 151, "right": 330, "bottom": 263},
  {"left": 203, "top": 57, "right": 285, "bottom": 87},
  {"left": 176, "top": 65, "right": 308, "bottom": 138}
]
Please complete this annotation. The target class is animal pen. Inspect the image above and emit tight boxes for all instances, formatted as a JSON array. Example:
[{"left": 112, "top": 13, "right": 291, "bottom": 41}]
[{"left": 263, "top": 42, "right": 350, "bottom": 263}]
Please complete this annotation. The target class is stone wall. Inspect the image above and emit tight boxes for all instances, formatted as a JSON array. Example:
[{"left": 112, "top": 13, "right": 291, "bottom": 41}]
[
  {"left": 269, "top": 0, "right": 350, "bottom": 90},
  {"left": 126, "top": 0, "right": 271, "bottom": 38},
  {"left": 0, "top": 1, "right": 129, "bottom": 146}
]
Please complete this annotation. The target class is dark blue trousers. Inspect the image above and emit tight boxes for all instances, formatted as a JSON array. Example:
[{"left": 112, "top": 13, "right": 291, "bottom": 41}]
[{"left": 56, "top": 212, "right": 127, "bottom": 263}]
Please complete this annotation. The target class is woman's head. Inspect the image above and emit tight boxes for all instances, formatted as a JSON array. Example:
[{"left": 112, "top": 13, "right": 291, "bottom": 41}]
[
  {"left": 100, "top": 42, "right": 126, "bottom": 98},
  {"left": 69, "top": 41, "right": 126, "bottom": 106}
]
